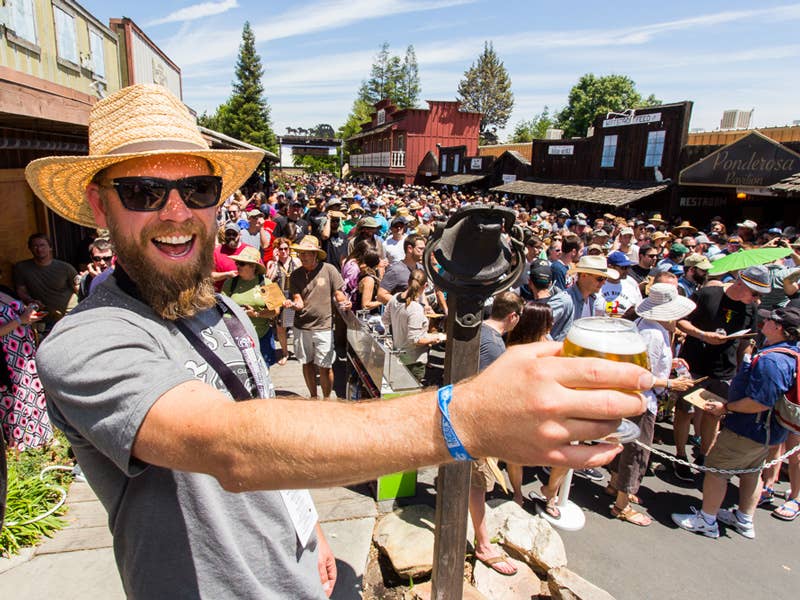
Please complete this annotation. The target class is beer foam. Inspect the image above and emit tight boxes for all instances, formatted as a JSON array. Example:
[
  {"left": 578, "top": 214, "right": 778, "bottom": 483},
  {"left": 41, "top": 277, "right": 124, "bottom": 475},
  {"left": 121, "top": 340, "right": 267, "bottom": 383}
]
[{"left": 566, "top": 318, "right": 646, "bottom": 355}]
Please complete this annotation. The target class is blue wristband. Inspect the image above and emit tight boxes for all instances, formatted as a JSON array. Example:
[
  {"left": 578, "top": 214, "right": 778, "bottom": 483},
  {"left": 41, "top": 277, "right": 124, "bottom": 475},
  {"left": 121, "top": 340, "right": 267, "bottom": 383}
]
[{"left": 437, "top": 385, "right": 475, "bottom": 461}]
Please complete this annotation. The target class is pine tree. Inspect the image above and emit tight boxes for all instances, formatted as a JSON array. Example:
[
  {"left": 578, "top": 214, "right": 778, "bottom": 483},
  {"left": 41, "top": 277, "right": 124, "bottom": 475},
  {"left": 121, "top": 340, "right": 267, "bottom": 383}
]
[
  {"left": 214, "top": 22, "right": 276, "bottom": 152},
  {"left": 457, "top": 42, "right": 514, "bottom": 145},
  {"left": 395, "top": 45, "right": 420, "bottom": 109},
  {"left": 359, "top": 42, "right": 402, "bottom": 106}
]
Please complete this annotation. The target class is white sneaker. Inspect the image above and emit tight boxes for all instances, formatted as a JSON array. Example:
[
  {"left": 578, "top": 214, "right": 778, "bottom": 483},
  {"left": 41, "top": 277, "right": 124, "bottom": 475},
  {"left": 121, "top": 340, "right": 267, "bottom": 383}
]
[
  {"left": 671, "top": 508, "right": 720, "bottom": 538},
  {"left": 717, "top": 509, "right": 755, "bottom": 539}
]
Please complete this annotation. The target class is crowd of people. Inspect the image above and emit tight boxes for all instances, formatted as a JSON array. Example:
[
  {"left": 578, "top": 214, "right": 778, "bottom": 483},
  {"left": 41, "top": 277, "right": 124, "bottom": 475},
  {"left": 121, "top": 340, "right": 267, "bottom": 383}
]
[{"left": 1, "top": 83, "right": 798, "bottom": 595}]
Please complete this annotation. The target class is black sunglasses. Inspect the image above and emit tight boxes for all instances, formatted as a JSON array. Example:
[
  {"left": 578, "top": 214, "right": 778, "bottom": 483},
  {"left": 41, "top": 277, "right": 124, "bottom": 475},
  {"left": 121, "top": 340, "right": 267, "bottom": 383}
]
[{"left": 102, "top": 176, "right": 222, "bottom": 211}]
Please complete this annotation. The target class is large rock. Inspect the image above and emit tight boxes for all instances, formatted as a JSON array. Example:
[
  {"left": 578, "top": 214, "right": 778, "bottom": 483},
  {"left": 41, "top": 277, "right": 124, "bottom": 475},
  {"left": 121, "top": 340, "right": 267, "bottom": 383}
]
[
  {"left": 373, "top": 505, "right": 436, "bottom": 579},
  {"left": 486, "top": 501, "right": 568, "bottom": 574},
  {"left": 547, "top": 566, "right": 616, "bottom": 600},
  {"left": 473, "top": 552, "right": 543, "bottom": 599}
]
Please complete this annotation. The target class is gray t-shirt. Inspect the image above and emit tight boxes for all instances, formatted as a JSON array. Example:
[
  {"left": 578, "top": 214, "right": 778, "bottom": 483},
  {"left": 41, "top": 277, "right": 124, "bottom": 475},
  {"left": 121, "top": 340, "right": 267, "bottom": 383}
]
[
  {"left": 36, "top": 276, "right": 323, "bottom": 599},
  {"left": 479, "top": 323, "right": 506, "bottom": 371}
]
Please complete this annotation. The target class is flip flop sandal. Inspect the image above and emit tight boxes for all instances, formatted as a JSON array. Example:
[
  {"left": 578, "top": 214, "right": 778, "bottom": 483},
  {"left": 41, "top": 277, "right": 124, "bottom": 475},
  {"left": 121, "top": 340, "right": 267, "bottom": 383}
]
[
  {"left": 757, "top": 487, "right": 775, "bottom": 507},
  {"left": 476, "top": 553, "right": 518, "bottom": 576},
  {"left": 544, "top": 496, "right": 561, "bottom": 519},
  {"left": 612, "top": 504, "right": 652, "bottom": 527},
  {"left": 772, "top": 499, "right": 800, "bottom": 521}
]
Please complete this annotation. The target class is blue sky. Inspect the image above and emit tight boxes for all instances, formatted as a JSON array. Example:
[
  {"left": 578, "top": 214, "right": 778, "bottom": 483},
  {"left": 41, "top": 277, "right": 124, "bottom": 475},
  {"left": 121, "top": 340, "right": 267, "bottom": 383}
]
[{"left": 82, "top": 0, "right": 800, "bottom": 139}]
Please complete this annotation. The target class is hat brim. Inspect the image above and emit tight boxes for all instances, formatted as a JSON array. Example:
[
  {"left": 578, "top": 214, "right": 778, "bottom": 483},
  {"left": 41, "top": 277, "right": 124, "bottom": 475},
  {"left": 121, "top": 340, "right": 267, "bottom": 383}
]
[
  {"left": 232, "top": 257, "right": 267, "bottom": 275},
  {"left": 738, "top": 275, "right": 771, "bottom": 295},
  {"left": 569, "top": 266, "right": 620, "bottom": 279},
  {"left": 291, "top": 244, "right": 327, "bottom": 260},
  {"left": 636, "top": 295, "right": 696, "bottom": 322},
  {"left": 25, "top": 148, "right": 265, "bottom": 229}
]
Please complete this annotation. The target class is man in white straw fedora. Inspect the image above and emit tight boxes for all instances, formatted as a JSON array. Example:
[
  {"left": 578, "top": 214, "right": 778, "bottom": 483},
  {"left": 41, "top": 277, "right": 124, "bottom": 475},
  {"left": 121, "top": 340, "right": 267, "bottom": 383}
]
[
  {"left": 26, "top": 84, "right": 653, "bottom": 598},
  {"left": 567, "top": 254, "right": 618, "bottom": 322}
]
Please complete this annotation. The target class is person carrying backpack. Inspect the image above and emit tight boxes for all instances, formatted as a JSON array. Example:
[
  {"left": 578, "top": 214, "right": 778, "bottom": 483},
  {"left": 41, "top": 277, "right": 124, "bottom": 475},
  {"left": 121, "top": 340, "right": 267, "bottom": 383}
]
[{"left": 672, "top": 306, "right": 800, "bottom": 539}]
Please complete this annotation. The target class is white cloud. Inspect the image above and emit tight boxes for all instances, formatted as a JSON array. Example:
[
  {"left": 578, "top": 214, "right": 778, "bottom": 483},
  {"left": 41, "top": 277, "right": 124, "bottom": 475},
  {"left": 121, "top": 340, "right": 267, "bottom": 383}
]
[{"left": 148, "top": 0, "right": 239, "bottom": 26}]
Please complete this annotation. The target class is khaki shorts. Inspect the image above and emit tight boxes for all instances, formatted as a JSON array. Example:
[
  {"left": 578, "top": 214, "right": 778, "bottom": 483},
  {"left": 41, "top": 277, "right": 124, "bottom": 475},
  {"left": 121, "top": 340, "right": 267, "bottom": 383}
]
[
  {"left": 470, "top": 458, "right": 499, "bottom": 492},
  {"left": 705, "top": 428, "right": 769, "bottom": 480},
  {"left": 293, "top": 328, "right": 335, "bottom": 368}
]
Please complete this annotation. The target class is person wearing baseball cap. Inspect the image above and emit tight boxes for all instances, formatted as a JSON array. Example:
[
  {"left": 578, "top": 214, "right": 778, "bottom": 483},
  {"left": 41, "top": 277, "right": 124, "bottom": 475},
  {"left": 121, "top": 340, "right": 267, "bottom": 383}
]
[
  {"left": 383, "top": 216, "right": 408, "bottom": 265},
  {"left": 526, "top": 259, "right": 574, "bottom": 342},
  {"left": 673, "top": 263, "right": 763, "bottom": 481},
  {"left": 600, "top": 251, "right": 642, "bottom": 318},
  {"left": 675, "top": 304, "right": 799, "bottom": 539},
  {"left": 678, "top": 253, "right": 713, "bottom": 297}
]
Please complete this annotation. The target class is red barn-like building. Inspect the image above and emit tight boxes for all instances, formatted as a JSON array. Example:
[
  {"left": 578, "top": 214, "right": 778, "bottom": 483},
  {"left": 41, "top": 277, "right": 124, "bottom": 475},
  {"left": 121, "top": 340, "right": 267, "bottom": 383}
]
[{"left": 346, "top": 98, "right": 481, "bottom": 185}]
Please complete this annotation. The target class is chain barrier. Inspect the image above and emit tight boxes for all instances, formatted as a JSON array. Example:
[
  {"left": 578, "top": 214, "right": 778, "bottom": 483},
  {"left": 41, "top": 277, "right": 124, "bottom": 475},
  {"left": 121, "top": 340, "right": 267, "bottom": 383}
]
[{"left": 634, "top": 440, "right": 800, "bottom": 476}]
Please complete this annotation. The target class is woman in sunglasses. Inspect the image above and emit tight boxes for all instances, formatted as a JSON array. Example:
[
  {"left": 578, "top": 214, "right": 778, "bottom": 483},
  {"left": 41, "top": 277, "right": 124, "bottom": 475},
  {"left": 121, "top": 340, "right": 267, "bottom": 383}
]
[{"left": 266, "top": 237, "right": 300, "bottom": 365}]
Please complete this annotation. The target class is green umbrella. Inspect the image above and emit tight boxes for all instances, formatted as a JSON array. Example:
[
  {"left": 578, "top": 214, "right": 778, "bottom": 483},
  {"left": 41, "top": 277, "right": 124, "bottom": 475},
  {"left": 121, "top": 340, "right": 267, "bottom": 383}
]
[{"left": 708, "top": 247, "right": 792, "bottom": 275}]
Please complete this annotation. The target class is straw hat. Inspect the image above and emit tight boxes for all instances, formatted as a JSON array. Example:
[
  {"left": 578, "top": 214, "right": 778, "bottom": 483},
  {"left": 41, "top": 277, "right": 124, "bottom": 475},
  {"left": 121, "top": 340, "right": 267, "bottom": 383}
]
[
  {"left": 569, "top": 255, "right": 619, "bottom": 279},
  {"left": 291, "top": 235, "right": 326, "bottom": 259},
  {"left": 232, "top": 246, "right": 266, "bottom": 275},
  {"left": 648, "top": 213, "right": 666, "bottom": 225},
  {"left": 635, "top": 283, "right": 696, "bottom": 322},
  {"left": 672, "top": 221, "right": 697, "bottom": 236},
  {"left": 24, "top": 84, "right": 264, "bottom": 229}
]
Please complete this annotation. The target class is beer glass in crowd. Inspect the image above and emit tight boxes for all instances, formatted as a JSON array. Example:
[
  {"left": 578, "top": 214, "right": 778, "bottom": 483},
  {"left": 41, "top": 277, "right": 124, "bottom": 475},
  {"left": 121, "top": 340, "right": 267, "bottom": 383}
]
[{"left": 563, "top": 317, "right": 648, "bottom": 443}]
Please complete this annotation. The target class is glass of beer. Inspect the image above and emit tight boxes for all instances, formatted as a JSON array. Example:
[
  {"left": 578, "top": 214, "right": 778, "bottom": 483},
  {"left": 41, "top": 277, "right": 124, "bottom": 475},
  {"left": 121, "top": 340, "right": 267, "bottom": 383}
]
[{"left": 563, "top": 317, "right": 649, "bottom": 443}]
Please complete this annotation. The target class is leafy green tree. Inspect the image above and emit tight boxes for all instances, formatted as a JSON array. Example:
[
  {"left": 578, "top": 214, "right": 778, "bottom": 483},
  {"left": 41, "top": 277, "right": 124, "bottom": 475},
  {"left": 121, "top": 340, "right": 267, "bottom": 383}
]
[
  {"left": 509, "top": 106, "right": 555, "bottom": 142},
  {"left": 395, "top": 45, "right": 420, "bottom": 109},
  {"left": 207, "top": 22, "right": 276, "bottom": 152},
  {"left": 557, "top": 74, "right": 661, "bottom": 138},
  {"left": 457, "top": 42, "right": 514, "bottom": 145},
  {"left": 293, "top": 152, "right": 340, "bottom": 175}
]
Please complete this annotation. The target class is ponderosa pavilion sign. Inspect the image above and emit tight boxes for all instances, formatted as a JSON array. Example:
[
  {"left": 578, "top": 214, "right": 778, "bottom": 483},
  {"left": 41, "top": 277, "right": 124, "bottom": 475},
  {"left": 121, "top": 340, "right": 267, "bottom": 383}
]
[{"left": 680, "top": 131, "right": 800, "bottom": 188}]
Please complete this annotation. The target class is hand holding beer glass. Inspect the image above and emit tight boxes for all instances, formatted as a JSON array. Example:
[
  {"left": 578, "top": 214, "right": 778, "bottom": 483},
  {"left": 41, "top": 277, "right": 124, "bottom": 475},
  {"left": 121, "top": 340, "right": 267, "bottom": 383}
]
[{"left": 562, "top": 317, "right": 649, "bottom": 444}]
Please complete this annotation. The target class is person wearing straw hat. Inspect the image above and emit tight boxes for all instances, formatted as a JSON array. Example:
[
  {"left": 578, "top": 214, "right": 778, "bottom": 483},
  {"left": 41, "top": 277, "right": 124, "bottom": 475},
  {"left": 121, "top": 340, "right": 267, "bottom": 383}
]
[
  {"left": 287, "top": 235, "right": 350, "bottom": 399},
  {"left": 25, "top": 84, "right": 654, "bottom": 599},
  {"left": 222, "top": 246, "right": 278, "bottom": 366},
  {"left": 567, "top": 255, "right": 618, "bottom": 321},
  {"left": 672, "top": 221, "right": 698, "bottom": 237},
  {"left": 607, "top": 283, "right": 695, "bottom": 526}
]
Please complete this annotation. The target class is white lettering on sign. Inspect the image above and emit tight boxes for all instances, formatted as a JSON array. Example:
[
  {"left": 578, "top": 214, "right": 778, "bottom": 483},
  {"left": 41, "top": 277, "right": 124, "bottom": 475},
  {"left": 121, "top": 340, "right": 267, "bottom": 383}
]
[
  {"left": 602, "top": 113, "right": 662, "bottom": 128},
  {"left": 471, "top": 158, "right": 483, "bottom": 170},
  {"left": 548, "top": 145, "right": 574, "bottom": 156}
]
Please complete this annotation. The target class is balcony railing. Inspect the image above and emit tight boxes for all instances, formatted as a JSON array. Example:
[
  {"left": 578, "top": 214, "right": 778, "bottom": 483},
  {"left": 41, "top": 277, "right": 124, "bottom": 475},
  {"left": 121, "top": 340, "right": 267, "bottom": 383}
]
[{"left": 350, "top": 150, "right": 405, "bottom": 169}]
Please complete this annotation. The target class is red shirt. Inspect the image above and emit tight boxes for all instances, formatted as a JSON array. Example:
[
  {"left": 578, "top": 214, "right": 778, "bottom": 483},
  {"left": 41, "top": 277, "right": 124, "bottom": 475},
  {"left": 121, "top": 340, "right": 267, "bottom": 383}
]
[
  {"left": 213, "top": 242, "right": 246, "bottom": 291},
  {"left": 261, "top": 220, "right": 278, "bottom": 263}
]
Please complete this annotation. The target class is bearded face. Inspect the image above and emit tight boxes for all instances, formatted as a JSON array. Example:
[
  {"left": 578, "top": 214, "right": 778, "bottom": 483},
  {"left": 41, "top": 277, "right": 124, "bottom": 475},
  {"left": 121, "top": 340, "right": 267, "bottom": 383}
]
[{"left": 105, "top": 199, "right": 217, "bottom": 320}]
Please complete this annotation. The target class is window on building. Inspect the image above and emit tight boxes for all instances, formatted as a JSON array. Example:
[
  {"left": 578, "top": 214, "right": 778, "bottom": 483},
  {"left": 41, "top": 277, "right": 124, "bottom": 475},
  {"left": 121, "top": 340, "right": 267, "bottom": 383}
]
[
  {"left": 6, "top": 0, "right": 37, "bottom": 44},
  {"left": 644, "top": 130, "right": 666, "bottom": 167},
  {"left": 441, "top": 154, "right": 448, "bottom": 173},
  {"left": 54, "top": 5, "right": 78, "bottom": 64},
  {"left": 600, "top": 135, "right": 618, "bottom": 168},
  {"left": 453, "top": 154, "right": 460, "bottom": 173},
  {"left": 89, "top": 29, "right": 105, "bottom": 78}
]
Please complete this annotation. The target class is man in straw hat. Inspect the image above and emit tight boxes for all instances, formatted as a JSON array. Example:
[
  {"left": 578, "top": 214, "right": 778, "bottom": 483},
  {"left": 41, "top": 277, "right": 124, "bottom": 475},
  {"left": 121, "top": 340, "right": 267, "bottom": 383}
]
[
  {"left": 27, "top": 84, "right": 652, "bottom": 597},
  {"left": 286, "top": 235, "right": 349, "bottom": 399},
  {"left": 567, "top": 255, "right": 618, "bottom": 322}
]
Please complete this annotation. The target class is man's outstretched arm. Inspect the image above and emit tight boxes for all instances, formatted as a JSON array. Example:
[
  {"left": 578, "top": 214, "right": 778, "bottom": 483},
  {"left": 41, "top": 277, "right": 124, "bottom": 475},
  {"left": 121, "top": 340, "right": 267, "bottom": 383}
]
[{"left": 132, "top": 342, "right": 651, "bottom": 492}]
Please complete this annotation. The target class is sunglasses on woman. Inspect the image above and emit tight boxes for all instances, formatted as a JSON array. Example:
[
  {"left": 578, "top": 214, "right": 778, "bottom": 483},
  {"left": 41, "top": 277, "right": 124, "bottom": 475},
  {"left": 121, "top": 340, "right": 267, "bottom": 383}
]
[{"left": 101, "top": 176, "right": 223, "bottom": 211}]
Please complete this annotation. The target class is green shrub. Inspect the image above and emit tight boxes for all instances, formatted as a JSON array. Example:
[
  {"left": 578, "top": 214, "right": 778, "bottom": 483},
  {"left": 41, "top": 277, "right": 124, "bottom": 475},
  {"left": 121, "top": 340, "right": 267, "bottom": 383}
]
[{"left": 1, "top": 431, "right": 73, "bottom": 557}]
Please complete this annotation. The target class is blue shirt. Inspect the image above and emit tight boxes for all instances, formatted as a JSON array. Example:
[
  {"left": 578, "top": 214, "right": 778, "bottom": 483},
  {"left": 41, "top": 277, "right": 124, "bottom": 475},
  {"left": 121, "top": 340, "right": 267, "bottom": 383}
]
[
  {"left": 551, "top": 260, "right": 569, "bottom": 291},
  {"left": 725, "top": 341, "right": 797, "bottom": 445}
]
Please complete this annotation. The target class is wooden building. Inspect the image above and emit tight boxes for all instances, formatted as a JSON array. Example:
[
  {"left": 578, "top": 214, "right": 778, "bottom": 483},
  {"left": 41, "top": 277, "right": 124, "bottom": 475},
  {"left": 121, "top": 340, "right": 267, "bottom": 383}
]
[
  {"left": 109, "top": 18, "right": 181, "bottom": 96},
  {"left": 346, "top": 98, "right": 481, "bottom": 185},
  {"left": 0, "top": 0, "right": 121, "bottom": 281},
  {"left": 678, "top": 127, "right": 800, "bottom": 227},
  {"left": 492, "top": 102, "right": 693, "bottom": 215}
]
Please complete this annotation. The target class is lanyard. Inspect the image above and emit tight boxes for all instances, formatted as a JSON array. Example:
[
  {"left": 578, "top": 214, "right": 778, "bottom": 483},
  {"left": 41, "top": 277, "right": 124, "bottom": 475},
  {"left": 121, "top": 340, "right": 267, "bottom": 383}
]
[
  {"left": 113, "top": 267, "right": 268, "bottom": 400},
  {"left": 174, "top": 297, "right": 270, "bottom": 401}
]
